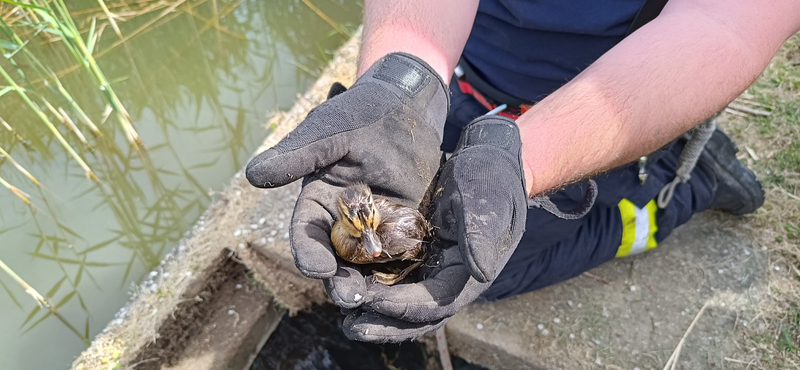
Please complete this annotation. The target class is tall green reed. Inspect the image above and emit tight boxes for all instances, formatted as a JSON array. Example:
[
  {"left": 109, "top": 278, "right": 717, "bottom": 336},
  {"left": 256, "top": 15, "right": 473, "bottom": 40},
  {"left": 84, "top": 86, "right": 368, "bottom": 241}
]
[
  {"left": 0, "top": 0, "right": 135, "bottom": 342},
  {"left": 0, "top": 0, "right": 357, "bottom": 346},
  {"left": 0, "top": 0, "right": 219, "bottom": 342},
  {"left": 3, "top": 0, "right": 142, "bottom": 148},
  {"left": 0, "top": 259, "right": 90, "bottom": 345}
]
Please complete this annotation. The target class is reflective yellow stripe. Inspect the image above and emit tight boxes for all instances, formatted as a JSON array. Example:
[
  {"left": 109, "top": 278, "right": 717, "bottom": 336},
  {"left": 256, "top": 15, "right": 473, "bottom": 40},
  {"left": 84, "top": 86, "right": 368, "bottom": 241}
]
[
  {"left": 616, "top": 198, "right": 659, "bottom": 258},
  {"left": 616, "top": 199, "right": 637, "bottom": 258},
  {"left": 645, "top": 200, "right": 659, "bottom": 251}
]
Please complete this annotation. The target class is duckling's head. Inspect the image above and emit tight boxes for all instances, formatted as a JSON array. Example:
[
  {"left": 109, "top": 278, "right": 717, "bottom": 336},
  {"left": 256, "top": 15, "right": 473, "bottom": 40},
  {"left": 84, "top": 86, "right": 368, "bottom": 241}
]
[{"left": 336, "top": 184, "right": 383, "bottom": 258}]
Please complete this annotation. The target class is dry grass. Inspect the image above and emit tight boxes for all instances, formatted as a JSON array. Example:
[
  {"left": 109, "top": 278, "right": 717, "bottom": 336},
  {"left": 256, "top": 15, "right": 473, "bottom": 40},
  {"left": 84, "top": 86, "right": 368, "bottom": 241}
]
[{"left": 717, "top": 33, "right": 800, "bottom": 368}]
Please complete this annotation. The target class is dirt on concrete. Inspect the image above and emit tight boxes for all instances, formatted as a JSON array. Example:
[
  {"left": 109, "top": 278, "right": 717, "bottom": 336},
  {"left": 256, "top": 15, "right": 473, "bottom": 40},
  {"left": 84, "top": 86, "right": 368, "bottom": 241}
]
[
  {"left": 238, "top": 238, "right": 329, "bottom": 315},
  {"left": 133, "top": 251, "right": 276, "bottom": 370},
  {"left": 445, "top": 213, "right": 769, "bottom": 370}
]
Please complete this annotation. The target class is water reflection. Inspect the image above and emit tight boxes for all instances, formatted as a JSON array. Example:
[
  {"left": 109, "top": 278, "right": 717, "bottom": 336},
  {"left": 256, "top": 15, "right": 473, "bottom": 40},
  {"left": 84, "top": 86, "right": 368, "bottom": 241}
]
[{"left": 0, "top": 0, "right": 362, "bottom": 368}]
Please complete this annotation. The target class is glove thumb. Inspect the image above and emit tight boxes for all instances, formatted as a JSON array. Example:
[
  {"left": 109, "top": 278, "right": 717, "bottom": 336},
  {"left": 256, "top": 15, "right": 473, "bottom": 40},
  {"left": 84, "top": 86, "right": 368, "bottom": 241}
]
[{"left": 448, "top": 116, "right": 527, "bottom": 283}]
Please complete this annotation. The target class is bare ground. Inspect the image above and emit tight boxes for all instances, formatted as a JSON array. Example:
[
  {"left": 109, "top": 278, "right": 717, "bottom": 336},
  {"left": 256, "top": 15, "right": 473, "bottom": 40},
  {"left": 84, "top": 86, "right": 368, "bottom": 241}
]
[{"left": 718, "top": 34, "right": 800, "bottom": 369}]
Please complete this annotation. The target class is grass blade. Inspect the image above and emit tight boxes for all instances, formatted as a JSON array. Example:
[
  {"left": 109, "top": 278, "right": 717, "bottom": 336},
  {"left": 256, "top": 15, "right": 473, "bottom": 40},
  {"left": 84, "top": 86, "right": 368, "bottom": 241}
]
[
  {"left": 299, "top": 0, "right": 349, "bottom": 36},
  {"left": 0, "top": 145, "right": 39, "bottom": 185},
  {"left": 78, "top": 235, "right": 120, "bottom": 255},
  {"left": 22, "top": 310, "right": 52, "bottom": 334},
  {"left": 86, "top": 16, "right": 97, "bottom": 54},
  {"left": 95, "top": 0, "right": 121, "bottom": 38},
  {"left": 48, "top": 71, "right": 101, "bottom": 136},
  {"left": 21, "top": 305, "right": 41, "bottom": 328},
  {"left": 0, "top": 278, "right": 24, "bottom": 309},
  {"left": 0, "top": 175, "right": 31, "bottom": 204},
  {"left": 0, "top": 65, "right": 97, "bottom": 181},
  {"left": 0, "top": 258, "right": 46, "bottom": 313},
  {"left": 55, "top": 290, "right": 76, "bottom": 309},
  {"left": 28, "top": 252, "right": 120, "bottom": 267},
  {"left": 74, "top": 257, "right": 85, "bottom": 287},
  {"left": 45, "top": 276, "right": 67, "bottom": 298},
  {"left": 119, "top": 251, "right": 135, "bottom": 287},
  {"left": 0, "top": 259, "right": 90, "bottom": 344}
]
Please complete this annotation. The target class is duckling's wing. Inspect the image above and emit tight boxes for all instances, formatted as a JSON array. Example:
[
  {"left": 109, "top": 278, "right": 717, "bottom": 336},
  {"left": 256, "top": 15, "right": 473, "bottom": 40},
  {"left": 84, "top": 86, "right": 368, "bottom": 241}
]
[{"left": 375, "top": 200, "right": 426, "bottom": 261}]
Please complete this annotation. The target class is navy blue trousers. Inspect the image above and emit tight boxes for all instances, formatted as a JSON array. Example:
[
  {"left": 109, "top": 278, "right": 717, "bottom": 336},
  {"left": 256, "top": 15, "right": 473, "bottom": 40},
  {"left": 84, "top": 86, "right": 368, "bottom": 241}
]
[{"left": 442, "top": 81, "right": 718, "bottom": 301}]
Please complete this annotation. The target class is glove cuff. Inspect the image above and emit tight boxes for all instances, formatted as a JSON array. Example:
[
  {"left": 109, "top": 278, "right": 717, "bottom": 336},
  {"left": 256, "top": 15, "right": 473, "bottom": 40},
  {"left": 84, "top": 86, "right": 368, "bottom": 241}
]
[
  {"left": 456, "top": 115, "right": 520, "bottom": 152},
  {"left": 358, "top": 52, "right": 450, "bottom": 141}
]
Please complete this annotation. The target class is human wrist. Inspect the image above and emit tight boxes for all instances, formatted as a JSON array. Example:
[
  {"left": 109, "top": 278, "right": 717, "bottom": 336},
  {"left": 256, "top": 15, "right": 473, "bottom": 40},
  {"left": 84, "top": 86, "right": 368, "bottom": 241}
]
[
  {"left": 358, "top": 26, "right": 457, "bottom": 83},
  {"left": 358, "top": 45, "right": 451, "bottom": 84}
]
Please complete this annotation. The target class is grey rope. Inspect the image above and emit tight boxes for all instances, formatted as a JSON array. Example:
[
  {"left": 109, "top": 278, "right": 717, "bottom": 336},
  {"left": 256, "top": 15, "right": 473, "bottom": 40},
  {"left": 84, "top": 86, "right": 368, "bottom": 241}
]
[
  {"left": 657, "top": 115, "right": 718, "bottom": 208},
  {"left": 529, "top": 179, "right": 598, "bottom": 220}
]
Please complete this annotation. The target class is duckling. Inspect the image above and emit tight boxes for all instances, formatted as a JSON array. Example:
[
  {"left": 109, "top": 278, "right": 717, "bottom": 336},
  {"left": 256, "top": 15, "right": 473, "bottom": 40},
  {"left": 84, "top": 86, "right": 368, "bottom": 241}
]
[{"left": 331, "top": 183, "right": 428, "bottom": 285}]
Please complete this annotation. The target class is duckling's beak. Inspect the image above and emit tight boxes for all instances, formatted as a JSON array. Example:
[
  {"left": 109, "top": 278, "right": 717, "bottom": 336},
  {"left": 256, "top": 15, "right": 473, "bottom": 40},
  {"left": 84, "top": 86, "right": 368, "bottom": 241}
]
[{"left": 361, "top": 228, "right": 382, "bottom": 258}]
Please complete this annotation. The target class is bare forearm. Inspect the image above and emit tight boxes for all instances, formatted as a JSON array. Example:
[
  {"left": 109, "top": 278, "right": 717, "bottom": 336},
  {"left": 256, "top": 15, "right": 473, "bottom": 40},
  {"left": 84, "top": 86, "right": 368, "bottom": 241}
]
[
  {"left": 519, "top": 0, "right": 800, "bottom": 195},
  {"left": 358, "top": 0, "right": 479, "bottom": 81}
]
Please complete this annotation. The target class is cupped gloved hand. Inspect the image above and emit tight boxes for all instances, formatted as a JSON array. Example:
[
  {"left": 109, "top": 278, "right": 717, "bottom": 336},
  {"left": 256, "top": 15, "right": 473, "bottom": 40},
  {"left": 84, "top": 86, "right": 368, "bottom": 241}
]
[
  {"left": 341, "top": 116, "right": 529, "bottom": 342},
  {"left": 245, "top": 53, "right": 449, "bottom": 308}
]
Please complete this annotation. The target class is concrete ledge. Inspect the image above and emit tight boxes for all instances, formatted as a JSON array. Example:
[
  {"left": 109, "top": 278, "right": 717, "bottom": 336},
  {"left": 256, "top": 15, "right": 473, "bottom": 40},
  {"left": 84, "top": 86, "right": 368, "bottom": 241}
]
[
  {"left": 134, "top": 253, "right": 282, "bottom": 370},
  {"left": 446, "top": 213, "right": 767, "bottom": 370}
]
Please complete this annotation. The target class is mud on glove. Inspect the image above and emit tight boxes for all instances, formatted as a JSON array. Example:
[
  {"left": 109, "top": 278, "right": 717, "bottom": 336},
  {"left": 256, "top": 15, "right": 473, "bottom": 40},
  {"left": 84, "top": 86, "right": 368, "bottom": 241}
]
[
  {"left": 245, "top": 53, "right": 449, "bottom": 307},
  {"left": 342, "top": 116, "right": 529, "bottom": 342}
]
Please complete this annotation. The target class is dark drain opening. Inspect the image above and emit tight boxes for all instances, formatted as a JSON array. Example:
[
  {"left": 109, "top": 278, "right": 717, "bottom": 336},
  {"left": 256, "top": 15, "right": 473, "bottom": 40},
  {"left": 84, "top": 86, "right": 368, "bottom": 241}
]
[{"left": 252, "top": 303, "right": 486, "bottom": 370}]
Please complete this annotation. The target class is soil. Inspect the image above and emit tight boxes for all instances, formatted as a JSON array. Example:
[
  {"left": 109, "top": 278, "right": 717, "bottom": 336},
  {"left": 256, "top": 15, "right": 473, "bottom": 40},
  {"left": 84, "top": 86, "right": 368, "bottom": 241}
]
[{"left": 445, "top": 212, "right": 769, "bottom": 370}]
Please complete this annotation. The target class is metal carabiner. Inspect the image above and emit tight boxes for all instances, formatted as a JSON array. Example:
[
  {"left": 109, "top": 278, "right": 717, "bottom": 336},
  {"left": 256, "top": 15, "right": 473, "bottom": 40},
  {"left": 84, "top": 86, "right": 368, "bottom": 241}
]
[{"left": 638, "top": 156, "right": 649, "bottom": 184}]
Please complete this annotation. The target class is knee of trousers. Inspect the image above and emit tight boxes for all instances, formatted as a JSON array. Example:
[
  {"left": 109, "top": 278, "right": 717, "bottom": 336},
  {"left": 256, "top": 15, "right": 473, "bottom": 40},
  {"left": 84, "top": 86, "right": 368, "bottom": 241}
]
[
  {"left": 483, "top": 158, "right": 716, "bottom": 300},
  {"left": 482, "top": 204, "right": 623, "bottom": 301}
]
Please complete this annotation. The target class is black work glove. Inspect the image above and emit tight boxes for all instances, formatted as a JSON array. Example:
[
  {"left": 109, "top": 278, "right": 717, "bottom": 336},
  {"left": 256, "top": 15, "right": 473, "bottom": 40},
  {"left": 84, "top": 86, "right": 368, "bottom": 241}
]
[
  {"left": 341, "top": 116, "right": 529, "bottom": 342},
  {"left": 245, "top": 53, "right": 449, "bottom": 305}
]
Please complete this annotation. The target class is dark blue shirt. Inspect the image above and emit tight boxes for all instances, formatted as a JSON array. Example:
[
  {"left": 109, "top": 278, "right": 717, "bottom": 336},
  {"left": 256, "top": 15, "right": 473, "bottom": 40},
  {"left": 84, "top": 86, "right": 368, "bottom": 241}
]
[{"left": 463, "top": 0, "right": 647, "bottom": 103}]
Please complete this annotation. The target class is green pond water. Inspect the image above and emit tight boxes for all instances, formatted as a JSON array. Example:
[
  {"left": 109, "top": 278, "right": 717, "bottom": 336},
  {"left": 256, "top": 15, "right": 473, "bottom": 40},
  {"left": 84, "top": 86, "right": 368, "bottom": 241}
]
[{"left": 0, "top": 1, "right": 362, "bottom": 368}]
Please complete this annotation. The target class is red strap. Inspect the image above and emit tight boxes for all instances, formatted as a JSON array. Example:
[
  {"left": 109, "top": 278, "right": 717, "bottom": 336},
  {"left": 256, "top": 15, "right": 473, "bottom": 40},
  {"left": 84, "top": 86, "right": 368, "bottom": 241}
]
[{"left": 456, "top": 80, "right": 530, "bottom": 120}]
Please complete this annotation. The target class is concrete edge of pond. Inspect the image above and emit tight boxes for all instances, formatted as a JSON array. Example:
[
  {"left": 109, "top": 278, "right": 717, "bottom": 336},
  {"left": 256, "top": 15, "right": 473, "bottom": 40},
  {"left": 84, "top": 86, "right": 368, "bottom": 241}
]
[{"left": 70, "top": 28, "right": 361, "bottom": 370}]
